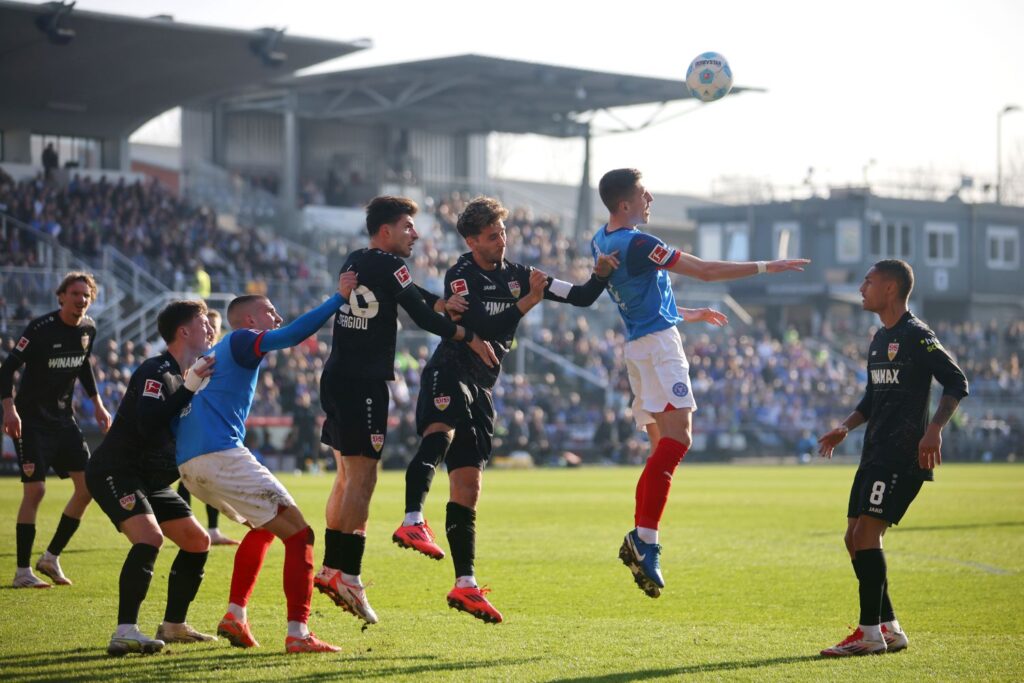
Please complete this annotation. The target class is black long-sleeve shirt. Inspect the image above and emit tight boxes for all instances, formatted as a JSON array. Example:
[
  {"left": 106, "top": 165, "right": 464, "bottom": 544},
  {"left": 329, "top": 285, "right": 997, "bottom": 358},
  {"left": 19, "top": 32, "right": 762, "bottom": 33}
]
[
  {"left": 89, "top": 352, "right": 195, "bottom": 488},
  {"left": 855, "top": 311, "right": 969, "bottom": 481},
  {"left": 323, "top": 248, "right": 457, "bottom": 381},
  {"left": 0, "top": 311, "right": 97, "bottom": 424},
  {"left": 426, "top": 252, "right": 606, "bottom": 388}
]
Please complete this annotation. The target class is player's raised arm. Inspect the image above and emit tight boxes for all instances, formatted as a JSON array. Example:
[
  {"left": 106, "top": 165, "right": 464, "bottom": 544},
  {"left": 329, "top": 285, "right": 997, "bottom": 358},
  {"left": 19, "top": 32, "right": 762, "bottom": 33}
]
[
  {"left": 668, "top": 250, "right": 810, "bottom": 282},
  {"left": 542, "top": 251, "right": 619, "bottom": 307}
]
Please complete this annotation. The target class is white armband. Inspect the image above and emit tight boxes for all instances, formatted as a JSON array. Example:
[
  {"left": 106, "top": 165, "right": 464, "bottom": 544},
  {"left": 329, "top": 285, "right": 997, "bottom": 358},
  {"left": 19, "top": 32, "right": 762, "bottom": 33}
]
[
  {"left": 549, "top": 278, "right": 573, "bottom": 299},
  {"left": 756, "top": 261, "right": 767, "bottom": 274}
]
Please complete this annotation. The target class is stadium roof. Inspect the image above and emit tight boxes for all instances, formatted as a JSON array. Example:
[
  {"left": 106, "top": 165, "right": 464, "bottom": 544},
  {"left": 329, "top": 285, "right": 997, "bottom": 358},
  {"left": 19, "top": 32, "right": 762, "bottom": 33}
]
[
  {"left": 217, "top": 54, "right": 763, "bottom": 138},
  {"left": 0, "top": 0, "right": 369, "bottom": 139}
]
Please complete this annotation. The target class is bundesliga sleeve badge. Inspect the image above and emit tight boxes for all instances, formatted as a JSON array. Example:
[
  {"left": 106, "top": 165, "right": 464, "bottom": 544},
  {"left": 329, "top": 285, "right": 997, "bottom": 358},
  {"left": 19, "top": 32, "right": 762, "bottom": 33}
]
[
  {"left": 15, "top": 336, "right": 29, "bottom": 352},
  {"left": 648, "top": 244, "right": 671, "bottom": 265},
  {"left": 143, "top": 379, "right": 163, "bottom": 399},
  {"left": 394, "top": 265, "right": 412, "bottom": 288},
  {"left": 451, "top": 279, "right": 469, "bottom": 296}
]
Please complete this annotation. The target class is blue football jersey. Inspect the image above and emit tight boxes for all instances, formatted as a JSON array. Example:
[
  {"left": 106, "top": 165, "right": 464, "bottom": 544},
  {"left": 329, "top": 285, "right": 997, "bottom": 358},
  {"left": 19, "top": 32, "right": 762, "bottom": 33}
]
[
  {"left": 591, "top": 224, "right": 682, "bottom": 341},
  {"left": 175, "top": 329, "right": 266, "bottom": 465}
]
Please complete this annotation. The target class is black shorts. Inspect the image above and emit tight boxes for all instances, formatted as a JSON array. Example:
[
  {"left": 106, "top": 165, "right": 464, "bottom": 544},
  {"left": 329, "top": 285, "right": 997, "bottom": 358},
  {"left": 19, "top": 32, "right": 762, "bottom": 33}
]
[
  {"left": 16, "top": 420, "right": 90, "bottom": 483},
  {"left": 86, "top": 467, "right": 193, "bottom": 530},
  {"left": 320, "top": 377, "right": 390, "bottom": 459},
  {"left": 416, "top": 366, "right": 494, "bottom": 471},
  {"left": 847, "top": 464, "right": 924, "bottom": 525}
]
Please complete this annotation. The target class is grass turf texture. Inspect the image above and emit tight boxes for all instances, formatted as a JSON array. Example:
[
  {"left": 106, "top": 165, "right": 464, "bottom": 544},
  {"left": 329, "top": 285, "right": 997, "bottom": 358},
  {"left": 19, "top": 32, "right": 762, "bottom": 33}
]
[{"left": 1, "top": 464, "right": 1022, "bottom": 682}]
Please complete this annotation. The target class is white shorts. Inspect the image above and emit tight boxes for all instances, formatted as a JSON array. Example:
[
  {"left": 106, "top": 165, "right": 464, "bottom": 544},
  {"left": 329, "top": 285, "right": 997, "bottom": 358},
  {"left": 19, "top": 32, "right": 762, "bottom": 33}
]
[
  {"left": 178, "top": 447, "right": 296, "bottom": 528},
  {"left": 625, "top": 326, "right": 697, "bottom": 427}
]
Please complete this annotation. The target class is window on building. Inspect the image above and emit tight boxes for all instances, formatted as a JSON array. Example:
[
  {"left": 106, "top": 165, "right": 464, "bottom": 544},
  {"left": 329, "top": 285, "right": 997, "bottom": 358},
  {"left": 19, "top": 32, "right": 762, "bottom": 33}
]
[
  {"left": 698, "top": 223, "right": 722, "bottom": 261},
  {"left": 836, "top": 218, "right": 862, "bottom": 263},
  {"left": 724, "top": 222, "right": 749, "bottom": 261},
  {"left": 772, "top": 221, "right": 800, "bottom": 259},
  {"left": 869, "top": 217, "right": 912, "bottom": 259},
  {"left": 987, "top": 226, "right": 1020, "bottom": 270},
  {"left": 30, "top": 134, "right": 101, "bottom": 170},
  {"left": 924, "top": 222, "right": 958, "bottom": 266}
]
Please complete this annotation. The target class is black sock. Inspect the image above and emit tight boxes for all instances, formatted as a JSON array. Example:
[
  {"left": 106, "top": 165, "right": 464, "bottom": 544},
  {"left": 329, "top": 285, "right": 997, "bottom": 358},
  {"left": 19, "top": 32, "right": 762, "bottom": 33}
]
[
  {"left": 854, "top": 548, "right": 887, "bottom": 627},
  {"left": 446, "top": 502, "right": 476, "bottom": 579},
  {"left": 177, "top": 481, "right": 191, "bottom": 505},
  {"left": 880, "top": 579, "right": 896, "bottom": 623},
  {"left": 46, "top": 513, "right": 81, "bottom": 556},
  {"left": 118, "top": 543, "right": 159, "bottom": 625},
  {"left": 323, "top": 528, "right": 343, "bottom": 570},
  {"left": 164, "top": 550, "right": 208, "bottom": 623},
  {"left": 405, "top": 432, "right": 453, "bottom": 513},
  {"left": 206, "top": 505, "right": 220, "bottom": 530},
  {"left": 337, "top": 532, "right": 366, "bottom": 576},
  {"left": 16, "top": 523, "right": 35, "bottom": 568}
]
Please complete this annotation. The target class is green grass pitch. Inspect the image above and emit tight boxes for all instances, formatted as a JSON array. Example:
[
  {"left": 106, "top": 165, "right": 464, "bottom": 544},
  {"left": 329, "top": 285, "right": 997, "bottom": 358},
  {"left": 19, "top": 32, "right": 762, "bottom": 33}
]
[{"left": 1, "top": 464, "right": 1022, "bottom": 681}]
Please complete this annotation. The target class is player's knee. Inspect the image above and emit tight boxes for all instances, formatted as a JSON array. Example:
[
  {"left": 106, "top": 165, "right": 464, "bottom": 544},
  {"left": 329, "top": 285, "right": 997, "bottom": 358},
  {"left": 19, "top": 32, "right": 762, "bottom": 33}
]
[
  {"left": 188, "top": 528, "right": 211, "bottom": 553},
  {"left": 23, "top": 483, "right": 45, "bottom": 504},
  {"left": 674, "top": 430, "right": 692, "bottom": 451}
]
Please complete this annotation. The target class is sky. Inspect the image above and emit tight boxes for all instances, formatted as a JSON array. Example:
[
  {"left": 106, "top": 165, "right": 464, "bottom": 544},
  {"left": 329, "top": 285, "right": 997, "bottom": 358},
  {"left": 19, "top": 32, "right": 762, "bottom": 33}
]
[{"left": 76, "top": 0, "right": 1024, "bottom": 198}]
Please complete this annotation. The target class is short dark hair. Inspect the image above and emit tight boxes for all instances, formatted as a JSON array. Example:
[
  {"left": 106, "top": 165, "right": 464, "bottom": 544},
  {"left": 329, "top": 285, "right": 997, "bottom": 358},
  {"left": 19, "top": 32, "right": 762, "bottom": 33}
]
[
  {"left": 873, "top": 259, "right": 915, "bottom": 300},
  {"left": 227, "top": 294, "right": 268, "bottom": 328},
  {"left": 456, "top": 196, "right": 508, "bottom": 238},
  {"left": 56, "top": 271, "right": 98, "bottom": 300},
  {"left": 598, "top": 168, "right": 642, "bottom": 213},
  {"left": 157, "top": 299, "right": 207, "bottom": 343},
  {"left": 365, "top": 195, "right": 418, "bottom": 236}
]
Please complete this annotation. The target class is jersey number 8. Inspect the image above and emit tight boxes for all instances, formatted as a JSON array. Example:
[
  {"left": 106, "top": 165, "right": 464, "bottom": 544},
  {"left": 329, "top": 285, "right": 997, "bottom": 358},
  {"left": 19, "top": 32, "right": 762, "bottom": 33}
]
[{"left": 869, "top": 481, "right": 886, "bottom": 505}]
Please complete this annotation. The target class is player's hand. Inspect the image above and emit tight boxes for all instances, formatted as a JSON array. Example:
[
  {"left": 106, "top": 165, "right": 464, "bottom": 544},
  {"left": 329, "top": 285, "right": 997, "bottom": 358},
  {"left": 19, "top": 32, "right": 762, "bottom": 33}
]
[
  {"left": 817, "top": 426, "right": 848, "bottom": 459},
  {"left": 767, "top": 258, "right": 811, "bottom": 273},
  {"left": 467, "top": 336, "right": 499, "bottom": 368},
  {"left": 681, "top": 307, "right": 728, "bottom": 327},
  {"left": 339, "top": 271, "right": 358, "bottom": 300},
  {"left": 918, "top": 425, "right": 942, "bottom": 469},
  {"left": 444, "top": 294, "right": 468, "bottom": 321},
  {"left": 525, "top": 269, "right": 548, "bottom": 304},
  {"left": 94, "top": 401, "right": 112, "bottom": 433},
  {"left": 3, "top": 405, "right": 22, "bottom": 440},
  {"left": 594, "top": 249, "right": 620, "bottom": 278},
  {"left": 184, "top": 354, "right": 215, "bottom": 392}
]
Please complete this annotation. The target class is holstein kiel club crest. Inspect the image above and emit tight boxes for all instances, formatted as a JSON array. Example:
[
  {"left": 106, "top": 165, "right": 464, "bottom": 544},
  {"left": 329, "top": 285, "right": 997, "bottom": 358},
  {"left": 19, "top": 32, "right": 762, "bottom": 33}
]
[
  {"left": 434, "top": 395, "right": 451, "bottom": 411},
  {"left": 887, "top": 343, "right": 899, "bottom": 361}
]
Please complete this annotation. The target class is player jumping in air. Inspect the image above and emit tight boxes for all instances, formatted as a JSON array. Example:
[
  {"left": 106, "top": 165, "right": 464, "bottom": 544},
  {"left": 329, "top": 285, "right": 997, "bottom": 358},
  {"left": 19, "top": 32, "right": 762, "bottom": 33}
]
[
  {"left": 315, "top": 195, "right": 497, "bottom": 626},
  {"left": 175, "top": 274, "right": 354, "bottom": 654},
  {"left": 392, "top": 195, "right": 619, "bottom": 623},
  {"left": 86, "top": 300, "right": 217, "bottom": 655},
  {"left": 817, "top": 260, "right": 968, "bottom": 656},
  {"left": 1, "top": 272, "right": 112, "bottom": 589},
  {"left": 591, "top": 168, "right": 809, "bottom": 598}
]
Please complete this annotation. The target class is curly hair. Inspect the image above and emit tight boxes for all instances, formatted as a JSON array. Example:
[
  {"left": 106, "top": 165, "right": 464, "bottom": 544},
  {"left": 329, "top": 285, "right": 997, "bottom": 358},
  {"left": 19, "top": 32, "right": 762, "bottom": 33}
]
[{"left": 456, "top": 196, "right": 509, "bottom": 238}]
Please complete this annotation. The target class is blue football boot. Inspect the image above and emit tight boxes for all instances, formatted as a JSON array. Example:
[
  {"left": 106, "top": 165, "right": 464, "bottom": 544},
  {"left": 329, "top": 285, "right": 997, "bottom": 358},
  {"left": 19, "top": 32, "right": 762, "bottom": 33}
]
[{"left": 618, "top": 529, "right": 664, "bottom": 598}]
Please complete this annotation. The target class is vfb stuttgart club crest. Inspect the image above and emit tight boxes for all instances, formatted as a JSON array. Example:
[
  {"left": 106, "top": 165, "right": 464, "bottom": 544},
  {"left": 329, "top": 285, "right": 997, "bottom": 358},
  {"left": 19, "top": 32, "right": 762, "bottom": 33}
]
[
  {"left": 887, "top": 343, "right": 899, "bottom": 361},
  {"left": 22, "top": 463, "right": 35, "bottom": 478},
  {"left": 119, "top": 493, "right": 136, "bottom": 511},
  {"left": 81, "top": 333, "right": 90, "bottom": 350},
  {"left": 508, "top": 280, "right": 521, "bottom": 298},
  {"left": 434, "top": 395, "right": 451, "bottom": 411},
  {"left": 370, "top": 433, "right": 385, "bottom": 452}
]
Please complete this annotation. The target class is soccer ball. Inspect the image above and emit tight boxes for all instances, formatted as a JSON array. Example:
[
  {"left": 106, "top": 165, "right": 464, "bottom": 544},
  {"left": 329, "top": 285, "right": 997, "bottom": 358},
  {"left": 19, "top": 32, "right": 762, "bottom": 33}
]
[{"left": 686, "top": 52, "right": 733, "bottom": 102}]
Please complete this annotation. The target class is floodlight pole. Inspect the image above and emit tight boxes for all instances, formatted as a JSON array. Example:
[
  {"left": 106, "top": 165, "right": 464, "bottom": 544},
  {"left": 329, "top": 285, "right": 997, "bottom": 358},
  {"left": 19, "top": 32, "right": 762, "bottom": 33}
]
[
  {"left": 574, "top": 122, "right": 592, "bottom": 243},
  {"left": 997, "top": 104, "right": 1021, "bottom": 204}
]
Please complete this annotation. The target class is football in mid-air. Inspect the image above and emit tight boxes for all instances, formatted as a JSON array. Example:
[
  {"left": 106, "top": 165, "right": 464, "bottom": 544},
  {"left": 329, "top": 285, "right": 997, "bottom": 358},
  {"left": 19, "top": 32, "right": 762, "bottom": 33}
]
[{"left": 685, "top": 52, "right": 733, "bottom": 102}]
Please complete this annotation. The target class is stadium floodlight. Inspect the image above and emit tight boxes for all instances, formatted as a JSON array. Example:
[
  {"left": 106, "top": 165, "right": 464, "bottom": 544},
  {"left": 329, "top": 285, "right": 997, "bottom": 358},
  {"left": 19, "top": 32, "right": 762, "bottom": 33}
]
[
  {"left": 35, "top": 0, "right": 76, "bottom": 46},
  {"left": 251, "top": 27, "right": 288, "bottom": 68},
  {"left": 997, "top": 104, "right": 1021, "bottom": 204}
]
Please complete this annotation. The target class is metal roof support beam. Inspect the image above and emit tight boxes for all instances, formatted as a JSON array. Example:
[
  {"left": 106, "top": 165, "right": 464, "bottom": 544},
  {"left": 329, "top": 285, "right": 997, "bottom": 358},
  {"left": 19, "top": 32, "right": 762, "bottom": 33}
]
[
  {"left": 574, "top": 121, "right": 593, "bottom": 242},
  {"left": 280, "top": 91, "right": 299, "bottom": 215}
]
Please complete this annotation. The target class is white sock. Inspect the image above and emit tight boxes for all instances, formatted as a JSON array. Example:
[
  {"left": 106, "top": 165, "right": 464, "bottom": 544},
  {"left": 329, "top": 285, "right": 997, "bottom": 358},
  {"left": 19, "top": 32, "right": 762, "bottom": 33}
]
[
  {"left": 41, "top": 549, "right": 57, "bottom": 561},
  {"left": 884, "top": 619, "right": 902, "bottom": 633},
  {"left": 403, "top": 512, "right": 425, "bottom": 526},
  {"left": 455, "top": 575, "right": 477, "bottom": 589},
  {"left": 860, "top": 623, "right": 882, "bottom": 640},
  {"left": 227, "top": 602, "right": 247, "bottom": 622},
  {"left": 341, "top": 572, "right": 361, "bottom": 587},
  {"left": 636, "top": 527, "right": 658, "bottom": 544},
  {"left": 15, "top": 567, "right": 32, "bottom": 577},
  {"left": 287, "top": 621, "right": 310, "bottom": 638},
  {"left": 208, "top": 527, "right": 220, "bottom": 534},
  {"left": 115, "top": 624, "right": 140, "bottom": 638}
]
